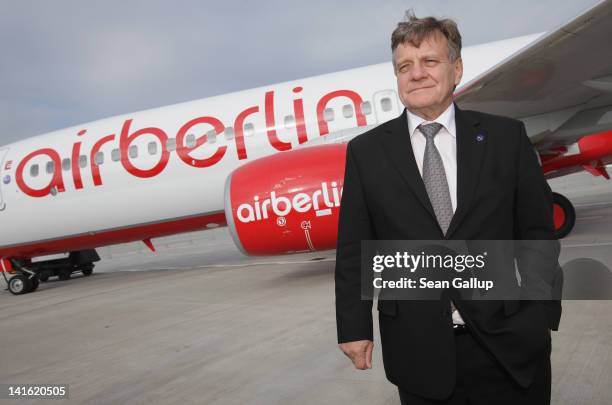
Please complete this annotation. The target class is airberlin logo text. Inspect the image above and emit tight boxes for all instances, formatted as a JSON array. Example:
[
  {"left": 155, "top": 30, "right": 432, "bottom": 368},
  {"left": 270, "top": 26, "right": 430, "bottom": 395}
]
[
  {"left": 236, "top": 181, "right": 343, "bottom": 223},
  {"left": 15, "top": 87, "right": 368, "bottom": 198}
]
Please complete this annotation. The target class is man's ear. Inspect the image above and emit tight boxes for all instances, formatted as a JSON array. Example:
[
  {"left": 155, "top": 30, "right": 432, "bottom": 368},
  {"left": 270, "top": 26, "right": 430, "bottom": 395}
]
[{"left": 454, "top": 57, "right": 463, "bottom": 86}]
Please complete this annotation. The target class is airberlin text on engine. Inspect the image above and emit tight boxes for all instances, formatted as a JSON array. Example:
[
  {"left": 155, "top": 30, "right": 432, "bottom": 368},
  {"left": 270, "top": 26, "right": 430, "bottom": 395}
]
[
  {"left": 14, "top": 87, "right": 368, "bottom": 198},
  {"left": 236, "top": 181, "right": 342, "bottom": 223}
]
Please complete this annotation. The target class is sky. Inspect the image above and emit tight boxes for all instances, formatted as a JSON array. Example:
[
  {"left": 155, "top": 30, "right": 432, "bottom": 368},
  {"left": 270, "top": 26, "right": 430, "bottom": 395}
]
[{"left": 0, "top": 0, "right": 601, "bottom": 146}]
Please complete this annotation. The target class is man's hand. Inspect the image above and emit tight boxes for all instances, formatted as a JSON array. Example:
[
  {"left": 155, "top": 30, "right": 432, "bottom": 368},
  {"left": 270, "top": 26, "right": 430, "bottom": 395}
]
[{"left": 339, "top": 340, "right": 374, "bottom": 370}]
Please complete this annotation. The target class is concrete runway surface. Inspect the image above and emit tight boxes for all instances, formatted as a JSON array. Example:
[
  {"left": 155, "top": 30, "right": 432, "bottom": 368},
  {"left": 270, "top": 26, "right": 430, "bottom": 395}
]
[{"left": 0, "top": 170, "right": 611, "bottom": 404}]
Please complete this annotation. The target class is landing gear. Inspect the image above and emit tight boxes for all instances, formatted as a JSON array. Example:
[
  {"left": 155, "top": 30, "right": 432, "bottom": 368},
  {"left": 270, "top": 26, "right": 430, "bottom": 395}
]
[
  {"left": 29, "top": 276, "right": 40, "bottom": 292},
  {"left": 552, "top": 192, "right": 576, "bottom": 239},
  {"left": 3, "top": 263, "right": 39, "bottom": 295},
  {"left": 81, "top": 264, "right": 94, "bottom": 277},
  {"left": 58, "top": 268, "right": 72, "bottom": 281},
  {"left": 30, "top": 249, "right": 100, "bottom": 282},
  {"left": 2, "top": 249, "right": 101, "bottom": 295},
  {"left": 8, "top": 274, "right": 30, "bottom": 295}
]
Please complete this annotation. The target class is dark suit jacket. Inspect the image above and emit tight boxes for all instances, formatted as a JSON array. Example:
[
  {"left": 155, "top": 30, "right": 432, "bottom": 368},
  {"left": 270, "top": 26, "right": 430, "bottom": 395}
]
[{"left": 335, "top": 104, "right": 562, "bottom": 400}]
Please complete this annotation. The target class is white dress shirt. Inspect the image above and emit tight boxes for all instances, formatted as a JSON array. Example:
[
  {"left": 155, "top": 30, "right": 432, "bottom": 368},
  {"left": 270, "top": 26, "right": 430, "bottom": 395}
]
[
  {"left": 407, "top": 102, "right": 457, "bottom": 213},
  {"left": 406, "top": 102, "right": 465, "bottom": 326}
]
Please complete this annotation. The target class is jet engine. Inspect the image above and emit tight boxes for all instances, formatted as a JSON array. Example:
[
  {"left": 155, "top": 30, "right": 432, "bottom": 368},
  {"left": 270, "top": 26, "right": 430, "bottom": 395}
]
[{"left": 224, "top": 143, "right": 347, "bottom": 255}]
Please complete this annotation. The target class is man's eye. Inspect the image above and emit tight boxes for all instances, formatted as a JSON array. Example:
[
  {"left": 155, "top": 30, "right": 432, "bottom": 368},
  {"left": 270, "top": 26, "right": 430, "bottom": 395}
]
[
  {"left": 399, "top": 64, "right": 411, "bottom": 73},
  {"left": 425, "top": 59, "right": 438, "bottom": 66}
]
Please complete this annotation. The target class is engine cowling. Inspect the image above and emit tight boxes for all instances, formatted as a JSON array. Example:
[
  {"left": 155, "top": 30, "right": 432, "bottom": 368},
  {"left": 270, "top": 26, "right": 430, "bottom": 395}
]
[{"left": 224, "top": 143, "right": 347, "bottom": 255}]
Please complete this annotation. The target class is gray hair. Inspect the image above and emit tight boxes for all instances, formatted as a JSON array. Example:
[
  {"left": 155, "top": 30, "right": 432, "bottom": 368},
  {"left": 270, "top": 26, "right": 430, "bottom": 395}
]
[{"left": 391, "top": 10, "right": 462, "bottom": 66}]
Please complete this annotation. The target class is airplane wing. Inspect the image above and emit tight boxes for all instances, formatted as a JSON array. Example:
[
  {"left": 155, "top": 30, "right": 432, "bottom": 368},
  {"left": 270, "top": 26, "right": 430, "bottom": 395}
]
[{"left": 455, "top": 0, "right": 612, "bottom": 152}]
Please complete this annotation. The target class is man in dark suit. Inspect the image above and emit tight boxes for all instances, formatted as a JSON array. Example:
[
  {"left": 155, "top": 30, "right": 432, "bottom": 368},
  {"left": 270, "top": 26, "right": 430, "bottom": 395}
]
[{"left": 335, "top": 11, "right": 561, "bottom": 405}]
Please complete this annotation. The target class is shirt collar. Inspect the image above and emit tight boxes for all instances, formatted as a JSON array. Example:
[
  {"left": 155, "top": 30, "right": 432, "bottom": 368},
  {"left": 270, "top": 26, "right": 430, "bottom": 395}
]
[{"left": 406, "top": 102, "right": 456, "bottom": 139}]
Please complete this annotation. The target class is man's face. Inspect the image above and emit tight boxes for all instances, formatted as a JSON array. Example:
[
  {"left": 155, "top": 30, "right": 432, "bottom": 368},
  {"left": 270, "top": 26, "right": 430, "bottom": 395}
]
[{"left": 393, "top": 31, "right": 463, "bottom": 114}]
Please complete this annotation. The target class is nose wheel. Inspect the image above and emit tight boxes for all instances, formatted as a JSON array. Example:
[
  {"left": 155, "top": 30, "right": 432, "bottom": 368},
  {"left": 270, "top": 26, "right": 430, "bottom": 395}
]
[
  {"left": 8, "top": 274, "right": 29, "bottom": 294},
  {"left": 2, "top": 260, "right": 39, "bottom": 295}
]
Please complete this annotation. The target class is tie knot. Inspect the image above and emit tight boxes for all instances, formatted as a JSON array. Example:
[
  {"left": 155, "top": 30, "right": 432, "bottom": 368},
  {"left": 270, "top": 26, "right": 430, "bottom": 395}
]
[{"left": 419, "top": 122, "right": 443, "bottom": 139}]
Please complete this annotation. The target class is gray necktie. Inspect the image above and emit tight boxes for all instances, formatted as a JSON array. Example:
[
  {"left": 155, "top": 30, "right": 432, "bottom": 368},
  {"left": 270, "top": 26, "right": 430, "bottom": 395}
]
[
  {"left": 420, "top": 123, "right": 462, "bottom": 323},
  {"left": 420, "top": 122, "right": 453, "bottom": 235}
]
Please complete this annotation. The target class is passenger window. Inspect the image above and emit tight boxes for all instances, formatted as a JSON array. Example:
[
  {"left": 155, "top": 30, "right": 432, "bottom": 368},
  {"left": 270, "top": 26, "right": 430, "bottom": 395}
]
[
  {"left": 207, "top": 130, "right": 217, "bottom": 144},
  {"left": 361, "top": 101, "right": 372, "bottom": 115},
  {"left": 284, "top": 115, "right": 295, "bottom": 128},
  {"left": 79, "top": 155, "right": 87, "bottom": 168},
  {"left": 342, "top": 104, "right": 354, "bottom": 118},
  {"left": 224, "top": 127, "right": 234, "bottom": 141},
  {"left": 94, "top": 152, "right": 104, "bottom": 165},
  {"left": 111, "top": 149, "right": 121, "bottom": 162},
  {"left": 148, "top": 142, "right": 157, "bottom": 155},
  {"left": 244, "top": 123, "right": 255, "bottom": 137},
  {"left": 186, "top": 134, "right": 196, "bottom": 148},
  {"left": 129, "top": 145, "right": 138, "bottom": 158},
  {"left": 324, "top": 108, "right": 334, "bottom": 122},
  {"left": 380, "top": 97, "right": 392, "bottom": 112},
  {"left": 46, "top": 161, "right": 55, "bottom": 174},
  {"left": 167, "top": 138, "right": 176, "bottom": 152},
  {"left": 62, "top": 158, "right": 71, "bottom": 171},
  {"left": 30, "top": 164, "right": 39, "bottom": 177}
]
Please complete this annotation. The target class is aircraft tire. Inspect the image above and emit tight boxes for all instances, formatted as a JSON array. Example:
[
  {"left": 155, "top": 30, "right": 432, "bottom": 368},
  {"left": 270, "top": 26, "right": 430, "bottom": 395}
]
[
  {"left": 29, "top": 277, "right": 39, "bottom": 292},
  {"left": 58, "top": 268, "right": 72, "bottom": 281},
  {"left": 81, "top": 265, "right": 94, "bottom": 276},
  {"left": 552, "top": 192, "right": 576, "bottom": 239},
  {"left": 8, "top": 275, "right": 31, "bottom": 295}
]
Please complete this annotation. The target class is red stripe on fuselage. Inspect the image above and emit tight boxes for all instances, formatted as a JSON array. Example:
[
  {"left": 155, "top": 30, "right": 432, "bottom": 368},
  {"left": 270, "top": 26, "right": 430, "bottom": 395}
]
[{"left": 0, "top": 211, "right": 227, "bottom": 259}]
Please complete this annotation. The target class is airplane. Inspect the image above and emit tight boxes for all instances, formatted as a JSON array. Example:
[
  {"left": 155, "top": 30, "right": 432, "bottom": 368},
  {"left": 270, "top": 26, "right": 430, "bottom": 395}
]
[{"left": 1, "top": 0, "right": 611, "bottom": 294}]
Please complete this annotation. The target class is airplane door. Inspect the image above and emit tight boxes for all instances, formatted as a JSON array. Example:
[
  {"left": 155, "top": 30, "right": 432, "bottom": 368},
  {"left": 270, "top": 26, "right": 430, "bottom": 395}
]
[
  {"left": 373, "top": 90, "right": 401, "bottom": 124},
  {"left": 0, "top": 148, "right": 9, "bottom": 211}
]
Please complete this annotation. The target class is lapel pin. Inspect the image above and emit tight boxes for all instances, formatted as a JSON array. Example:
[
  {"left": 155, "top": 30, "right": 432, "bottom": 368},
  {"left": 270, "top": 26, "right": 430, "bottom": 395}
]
[{"left": 476, "top": 133, "right": 485, "bottom": 142}]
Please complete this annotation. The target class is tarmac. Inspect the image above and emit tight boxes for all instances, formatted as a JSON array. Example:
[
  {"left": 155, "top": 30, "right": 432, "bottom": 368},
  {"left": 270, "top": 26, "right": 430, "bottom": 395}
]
[{"left": 0, "top": 170, "right": 611, "bottom": 404}]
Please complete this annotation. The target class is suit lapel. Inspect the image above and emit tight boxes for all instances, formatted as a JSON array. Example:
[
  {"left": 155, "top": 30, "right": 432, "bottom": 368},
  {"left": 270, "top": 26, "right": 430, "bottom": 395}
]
[
  {"left": 380, "top": 104, "right": 486, "bottom": 238},
  {"left": 445, "top": 104, "right": 486, "bottom": 238},
  {"left": 380, "top": 108, "right": 437, "bottom": 222}
]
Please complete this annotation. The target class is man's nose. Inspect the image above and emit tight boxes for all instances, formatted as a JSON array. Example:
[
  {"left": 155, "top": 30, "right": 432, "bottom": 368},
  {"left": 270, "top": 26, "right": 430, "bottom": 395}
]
[{"left": 410, "top": 64, "right": 428, "bottom": 80}]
